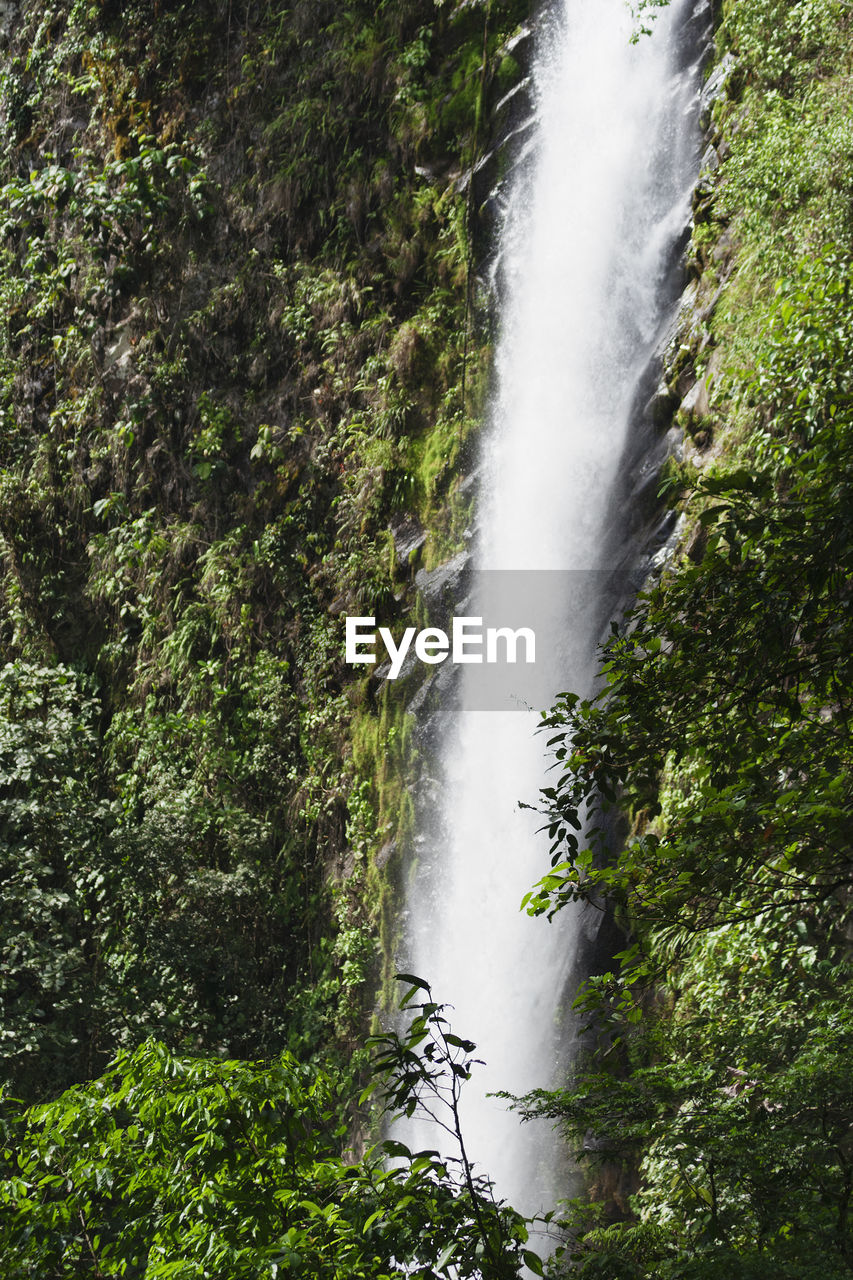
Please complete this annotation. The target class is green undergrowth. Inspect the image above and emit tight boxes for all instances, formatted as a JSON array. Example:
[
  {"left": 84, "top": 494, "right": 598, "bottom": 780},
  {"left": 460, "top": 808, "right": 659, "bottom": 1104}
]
[{"left": 695, "top": 0, "right": 853, "bottom": 440}]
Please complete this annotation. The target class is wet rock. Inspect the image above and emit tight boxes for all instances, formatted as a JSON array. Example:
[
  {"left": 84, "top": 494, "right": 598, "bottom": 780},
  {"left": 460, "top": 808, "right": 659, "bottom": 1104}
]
[
  {"left": 406, "top": 673, "right": 436, "bottom": 719},
  {"left": 415, "top": 549, "right": 469, "bottom": 624},
  {"left": 374, "top": 647, "right": 419, "bottom": 685},
  {"left": 680, "top": 375, "right": 710, "bottom": 423},
  {"left": 457, "top": 468, "right": 481, "bottom": 495},
  {"left": 699, "top": 141, "right": 721, "bottom": 177},
  {"left": 375, "top": 840, "right": 397, "bottom": 871},
  {"left": 104, "top": 328, "right": 133, "bottom": 376},
  {"left": 643, "top": 378, "right": 680, "bottom": 429},
  {"left": 699, "top": 52, "right": 737, "bottom": 130},
  {"left": 390, "top": 515, "right": 426, "bottom": 566},
  {"left": 629, "top": 427, "right": 682, "bottom": 518},
  {"left": 654, "top": 280, "right": 701, "bottom": 382}
]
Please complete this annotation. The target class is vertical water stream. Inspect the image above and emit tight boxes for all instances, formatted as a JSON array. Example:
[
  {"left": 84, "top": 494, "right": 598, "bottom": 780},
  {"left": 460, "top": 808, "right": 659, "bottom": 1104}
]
[{"left": 404, "top": 0, "right": 706, "bottom": 1219}]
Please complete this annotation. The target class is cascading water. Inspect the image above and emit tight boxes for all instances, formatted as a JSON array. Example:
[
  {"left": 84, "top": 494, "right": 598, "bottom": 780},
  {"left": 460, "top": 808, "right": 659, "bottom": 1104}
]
[{"left": 403, "top": 0, "right": 706, "bottom": 1220}]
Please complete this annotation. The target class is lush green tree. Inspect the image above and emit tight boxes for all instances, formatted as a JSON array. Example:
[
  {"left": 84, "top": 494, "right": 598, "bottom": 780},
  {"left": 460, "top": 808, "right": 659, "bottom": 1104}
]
[
  {"left": 0, "top": 978, "right": 540, "bottom": 1279},
  {"left": 0, "top": 659, "right": 332, "bottom": 1101}
]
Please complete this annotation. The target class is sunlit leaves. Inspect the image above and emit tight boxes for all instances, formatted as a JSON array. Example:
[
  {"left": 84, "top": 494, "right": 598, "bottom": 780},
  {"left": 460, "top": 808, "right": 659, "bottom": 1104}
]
[{"left": 0, "top": 995, "right": 540, "bottom": 1278}]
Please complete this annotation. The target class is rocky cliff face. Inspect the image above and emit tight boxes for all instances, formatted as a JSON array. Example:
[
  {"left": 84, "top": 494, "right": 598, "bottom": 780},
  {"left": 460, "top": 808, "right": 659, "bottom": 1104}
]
[{"left": 0, "top": 0, "right": 531, "bottom": 1098}]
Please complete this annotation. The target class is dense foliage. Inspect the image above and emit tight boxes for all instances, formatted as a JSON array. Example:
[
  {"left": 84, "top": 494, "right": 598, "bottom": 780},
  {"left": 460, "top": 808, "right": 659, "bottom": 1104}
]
[
  {"left": 0, "top": 1, "right": 547, "bottom": 1273},
  {"left": 519, "top": 0, "right": 853, "bottom": 1273},
  {"left": 1, "top": 0, "right": 852, "bottom": 1274},
  {"left": 0, "top": 0, "right": 529, "bottom": 1099},
  {"left": 0, "top": 979, "right": 540, "bottom": 1278}
]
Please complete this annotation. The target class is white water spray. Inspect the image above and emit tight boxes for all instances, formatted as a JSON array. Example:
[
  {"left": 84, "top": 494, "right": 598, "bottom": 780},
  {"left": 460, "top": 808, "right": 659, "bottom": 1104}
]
[{"left": 404, "top": 0, "right": 705, "bottom": 1218}]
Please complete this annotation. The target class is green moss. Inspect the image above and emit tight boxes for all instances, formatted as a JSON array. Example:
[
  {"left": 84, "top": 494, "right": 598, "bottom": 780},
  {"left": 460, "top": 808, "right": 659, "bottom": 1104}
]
[{"left": 351, "top": 685, "right": 418, "bottom": 850}]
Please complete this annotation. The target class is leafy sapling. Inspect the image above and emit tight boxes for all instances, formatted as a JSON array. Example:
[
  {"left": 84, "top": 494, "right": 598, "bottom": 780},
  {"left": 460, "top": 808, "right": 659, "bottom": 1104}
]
[{"left": 364, "top": 974, "right": 546, "bottom": 1279}]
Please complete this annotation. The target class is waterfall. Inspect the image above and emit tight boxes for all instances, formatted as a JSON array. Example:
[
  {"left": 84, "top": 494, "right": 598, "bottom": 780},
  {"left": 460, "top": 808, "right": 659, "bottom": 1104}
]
[{"left": 402, "top": 0, "right": 706, "bottom": 1221}]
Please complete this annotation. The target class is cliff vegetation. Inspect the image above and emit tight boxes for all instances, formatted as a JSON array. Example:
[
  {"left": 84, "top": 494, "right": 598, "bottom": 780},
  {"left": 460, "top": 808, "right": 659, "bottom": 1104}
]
[
  {"left": 521, "top": 0, "right": 853, "bottom": 1274},
  {"left": 0, "top": 0, "right": 851, "bottom": 1275}
]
